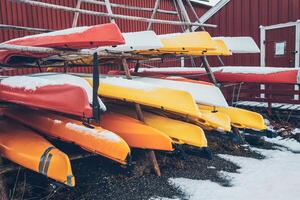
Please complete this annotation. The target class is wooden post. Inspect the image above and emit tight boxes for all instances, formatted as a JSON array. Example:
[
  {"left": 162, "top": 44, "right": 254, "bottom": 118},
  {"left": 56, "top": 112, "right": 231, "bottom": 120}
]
[
  {"left": 147, "top": 0, "right": 161, "bottom": 30},
  {"left": 72, "top": 0, "right": 82, "bottom": 28},
  {"left": 202, "top": 56, "right": 218, "bottom": 85},
  {"left": 121, "top": 58, "right": 161, "bottom": 177},
  {"left": 0, "top": 157, "right": 9, "bottom": 200}
]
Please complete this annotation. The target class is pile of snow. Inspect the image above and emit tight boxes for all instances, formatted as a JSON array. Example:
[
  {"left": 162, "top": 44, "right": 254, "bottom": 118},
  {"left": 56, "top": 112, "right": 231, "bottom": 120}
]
[
  {"left": 100, "top": 77, "right": 159, "bottom": 91},
  {"left": 53, "top": 119, "right": 62, "bottom": 124},
  {"left": 135, "top": 67, "right": 207, "bottom": 73},
  {"left": 264, "top": 136, "right": 300, "bottom": 153},
  {"left": 65, "top": 122, "right": 121, "bottom": 143},
  {"left": 0, "top": 76, "right": 63, "bottom": 91},
  {"left": 167, "top": 147, "right": 300, "bottom": 200}
]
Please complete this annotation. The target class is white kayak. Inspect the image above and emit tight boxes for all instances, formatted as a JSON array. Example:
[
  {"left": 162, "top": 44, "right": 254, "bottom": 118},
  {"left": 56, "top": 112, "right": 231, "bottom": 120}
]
[
  {"left": 213, "top": 37, "right": 260, "bottom": 54},
  {"left": 97, "top": 31, "right": 163, "bottom": 52}
]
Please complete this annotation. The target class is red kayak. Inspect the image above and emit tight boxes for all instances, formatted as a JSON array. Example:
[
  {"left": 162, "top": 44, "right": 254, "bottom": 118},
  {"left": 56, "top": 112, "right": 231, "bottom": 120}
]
[
  {"left": 0, "top": 23, "right": 125, "bottom": 64},
  {"left": 128, "top": 67, "right": 300, "bottom": 85},
  {"left": 0, "top": 76, "right": 93, "bottom": 118}
]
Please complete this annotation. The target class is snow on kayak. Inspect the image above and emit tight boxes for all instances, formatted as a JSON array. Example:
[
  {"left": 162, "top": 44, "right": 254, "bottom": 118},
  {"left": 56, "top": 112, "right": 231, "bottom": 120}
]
[
  {"left": 132, "top": 76, "right": 229, "bottom": 108},
  {"left": 97, "top": 31, "right": 163, "bottom": 52},
  {"left": 0, "top": 23, "right": 125, "bottom": 64},
  {"left": 0, "top": 73, "right": 106, "bottom": 117}
]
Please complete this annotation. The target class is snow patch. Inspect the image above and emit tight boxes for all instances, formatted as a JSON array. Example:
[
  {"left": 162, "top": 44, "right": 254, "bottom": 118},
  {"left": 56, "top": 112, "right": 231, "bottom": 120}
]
[
  {"left": 1, "top": 76, "right": 63, "bottom": 91},
  {"left": 65, "top": 123, "right": 121, "bottom": 143},
  {"left": 207, "top": 166, "right": 216, "bottom": 169},
  {"left": 168, "top": 148, "right": 300, "bottom": 200},
  {"left": 263, "top": 136, "right": 300, "bottom": 153},
  {"left": 100, "top": 77, "right": 158, "bottom": 91}
]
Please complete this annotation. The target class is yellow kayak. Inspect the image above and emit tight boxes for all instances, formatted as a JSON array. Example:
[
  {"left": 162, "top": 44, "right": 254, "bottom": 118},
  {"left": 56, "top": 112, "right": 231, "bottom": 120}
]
[
  {"left": 3, "top": 107, "right": 131, "bottom": 165},
  {"left": 110, "top": 106, "right": 207, "bottom": 148},
  {"left": 136, "top": 32, "right": 215, "bottom": 55},
  {"left": 0, "top": 119, "right": 74, "bottom": 186},
  {"left": 185, "top": 39, "right": 232, "bottom": 56},
  {"left": 198, "top": 105, "right": 267, "bottom": 130},
  {"left": 85, "top": 77, "right": 201, "bottom": 119},
  {"left": 84, "top": 76, "right": 230, "bottom": 132}
]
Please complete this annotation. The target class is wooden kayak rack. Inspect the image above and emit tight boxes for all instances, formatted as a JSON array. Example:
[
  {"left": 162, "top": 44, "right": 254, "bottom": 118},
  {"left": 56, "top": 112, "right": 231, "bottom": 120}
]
[{"left": 0, "top": 0, "right": 235, "bottom": 194}]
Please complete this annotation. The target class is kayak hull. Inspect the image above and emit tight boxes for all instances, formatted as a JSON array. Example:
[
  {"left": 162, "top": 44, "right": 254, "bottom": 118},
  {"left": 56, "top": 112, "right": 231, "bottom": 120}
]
[
  {"left": 3, "top": 107, "right": 131, "bottom": 165},
  {"left": 0, "top": 83, "right": 93, "bottom": 118},
  {"left": 110, "top": 106, "right": 208, "bottom": 148},
  {"left": 199, "top": 105, "right": 267, "bottom": 130},
  {"left": 0, "top": 23, "right": 125, "bottom": 64},
  {"left": 0, "top": 119, "right": 74, "bottom": 186},
  {"left": 101, "top": 112, "right": 174, "bottom": 151}
]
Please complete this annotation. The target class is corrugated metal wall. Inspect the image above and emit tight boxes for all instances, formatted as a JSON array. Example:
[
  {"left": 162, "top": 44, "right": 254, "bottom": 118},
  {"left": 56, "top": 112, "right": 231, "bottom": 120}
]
[{"left": 205, "top": 0, "right": 300, "bottom": 67}]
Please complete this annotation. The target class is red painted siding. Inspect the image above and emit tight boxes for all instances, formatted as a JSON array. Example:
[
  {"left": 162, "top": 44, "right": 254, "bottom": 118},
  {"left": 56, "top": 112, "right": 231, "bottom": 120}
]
[{"left": 205, "top": 0, "right": 300, "bottom": 67}]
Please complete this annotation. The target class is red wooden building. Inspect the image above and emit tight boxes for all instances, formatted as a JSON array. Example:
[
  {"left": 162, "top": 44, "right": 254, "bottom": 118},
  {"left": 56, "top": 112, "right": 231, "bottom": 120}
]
[{"left": 1, "top": 0, "right": 299, "bottom": 109}]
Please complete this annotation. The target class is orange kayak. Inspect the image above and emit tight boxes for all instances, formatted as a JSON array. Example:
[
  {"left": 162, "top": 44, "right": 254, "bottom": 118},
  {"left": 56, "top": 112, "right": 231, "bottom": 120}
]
[
  {"left": 101, "top": 112, "right": 174, "bottom": 151},
  {"left": 0, "top": 119, "right": 74, "bottom": 186},
  {"left": 3, "top": 107, "right": 131, "bottom": 165}
]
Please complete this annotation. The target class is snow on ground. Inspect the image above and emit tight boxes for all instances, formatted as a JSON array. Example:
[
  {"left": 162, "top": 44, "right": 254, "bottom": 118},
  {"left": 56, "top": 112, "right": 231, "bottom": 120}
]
[
  {"left": 159, "top": 138, "right": 300, "bottom": 200},
  {"left": 264, "top": 136, "right": 300, "bottom": 153}
]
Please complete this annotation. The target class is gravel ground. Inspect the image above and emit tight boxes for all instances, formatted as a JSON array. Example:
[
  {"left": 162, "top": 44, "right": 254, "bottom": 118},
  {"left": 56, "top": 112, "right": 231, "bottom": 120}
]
[{"left": 3, "top": 129, "right": 277, "bottom": 200}]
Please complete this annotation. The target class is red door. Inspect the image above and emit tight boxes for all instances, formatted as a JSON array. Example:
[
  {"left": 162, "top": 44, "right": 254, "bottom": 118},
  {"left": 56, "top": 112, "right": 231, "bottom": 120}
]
[{"left": 265, "top": 26, "right": 296, "bottom": 68}]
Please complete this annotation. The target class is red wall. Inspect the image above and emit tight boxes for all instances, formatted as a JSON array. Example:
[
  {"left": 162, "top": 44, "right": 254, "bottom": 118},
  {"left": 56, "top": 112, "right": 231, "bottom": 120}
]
[
  {"left": 205, "top": 0, "right": 300, "bottom": 67},
  {"left": 1, "top": 0, "right": 300, "bottom": 69}
]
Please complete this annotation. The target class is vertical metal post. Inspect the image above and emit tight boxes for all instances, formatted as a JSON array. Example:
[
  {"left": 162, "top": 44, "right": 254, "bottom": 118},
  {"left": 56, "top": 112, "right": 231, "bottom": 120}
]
[
  {"left": 147, "top": 0, "right": 161, "bottom": 30},
  {"left": 92, "top": 52, "right": 100, "bottom": 123},
  {"left": 104, "top": 0, "right": 116, "bottom": 23},
  {"left": 72, "top": 0, "right": 82, "bottom": 27}
]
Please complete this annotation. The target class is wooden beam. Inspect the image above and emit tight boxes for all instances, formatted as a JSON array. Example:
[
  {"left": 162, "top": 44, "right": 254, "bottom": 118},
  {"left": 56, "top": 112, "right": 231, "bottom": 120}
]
[
  {"left": 202, "top": 56, "right": 218, "bottom": 85},
  {"left": 0, "top": 24, "right": 52, "bottom": 32},
  {"left": 82, "top": 0, "right": 178, "bottom": 15},
  {"left": 11, "top": 0, "right": 217, "bottom": 28},
  {"left": 72, "top": 0, "right": 82, "bottom": 27},
  {"left": 147, "top": 0, "right": 161, "bottom": 30}
]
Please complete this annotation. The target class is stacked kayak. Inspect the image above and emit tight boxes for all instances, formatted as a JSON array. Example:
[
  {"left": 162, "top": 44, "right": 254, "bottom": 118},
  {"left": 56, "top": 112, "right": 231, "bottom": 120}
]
[
  {"left": 0, "top": 118, "right": 74, "bottom": 186},
  {"left": 3, "top": 107, "right": 131, "bottom": 165},
  {"left": 0, "top": 23, "right": 125, "bottom": 65},
  {"left": 133, "top": 66, "right": 300, "bottom": 85},
  {"left": 82, "top": 74, "right": 231, "bottom": 132}
]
